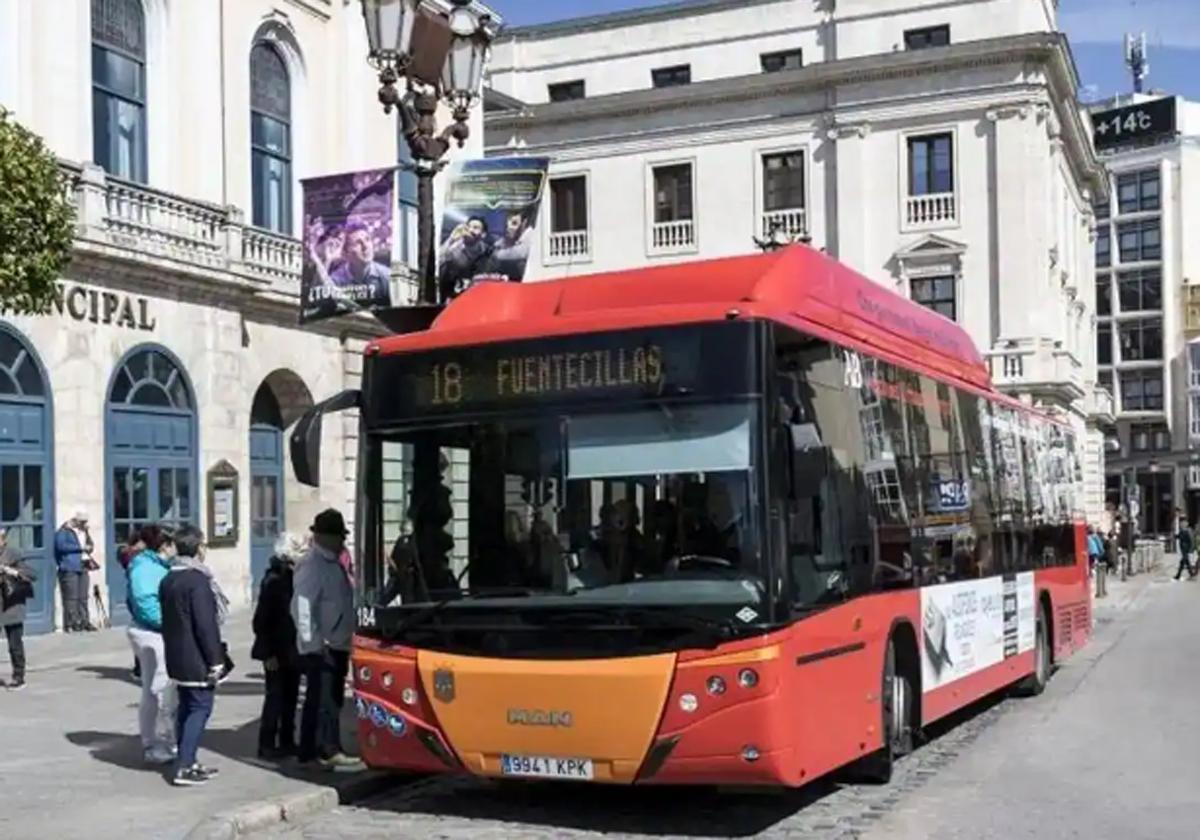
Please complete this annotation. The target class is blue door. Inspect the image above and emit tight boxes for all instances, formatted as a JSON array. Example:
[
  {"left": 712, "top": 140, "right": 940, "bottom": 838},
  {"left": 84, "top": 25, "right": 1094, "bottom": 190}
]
[
  {"left": 249, "top": 385, "right": 284, "bottom": 601},
  {"left": 0, "top": 327, "right": 54, "bottom": 635},
  {"left": 105, "top": 347, "right": 196, "bottom": 626}
]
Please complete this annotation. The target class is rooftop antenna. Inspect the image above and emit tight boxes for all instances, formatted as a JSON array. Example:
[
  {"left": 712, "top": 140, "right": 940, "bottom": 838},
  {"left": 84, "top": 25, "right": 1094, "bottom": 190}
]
[{"left": 1124, "top": 32, "right": 1148, "bottom": 94}]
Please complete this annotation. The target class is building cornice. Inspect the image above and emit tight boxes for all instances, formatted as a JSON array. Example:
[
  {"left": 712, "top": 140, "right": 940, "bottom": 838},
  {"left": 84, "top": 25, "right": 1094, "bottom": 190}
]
[
  {"left": 486, "top": 33, "right": 1107, "bottom": 197},
  {"left": 499, "top": 0, "right": 780, "bottom": 40}
]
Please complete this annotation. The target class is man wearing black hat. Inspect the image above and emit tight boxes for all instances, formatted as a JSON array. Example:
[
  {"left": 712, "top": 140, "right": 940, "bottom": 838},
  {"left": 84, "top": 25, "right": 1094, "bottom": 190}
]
[{"left": 291, "top": 509, "right": 361, "bottom": 769}]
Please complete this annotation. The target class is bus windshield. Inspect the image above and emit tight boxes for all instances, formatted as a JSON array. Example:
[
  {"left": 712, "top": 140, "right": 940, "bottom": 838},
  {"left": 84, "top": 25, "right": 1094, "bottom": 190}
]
[{"left": 361, "top": 400, "right": 767, "bottom": 628}]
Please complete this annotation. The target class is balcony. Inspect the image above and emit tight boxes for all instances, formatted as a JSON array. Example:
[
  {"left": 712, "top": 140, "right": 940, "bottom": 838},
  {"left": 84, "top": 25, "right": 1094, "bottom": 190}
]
[
  {"left": 904, "top": 192, "right": 957, "bottom": 230},
  {"left": 650, "top": 219, "right": 696, "bottom": 255},
  {"left": 546, "top": 229, "right": 590, "bottom": 263},
  {"left": 1083, "top": 383, "right": 1116, "bottom": 426},
  {"left": 761, "top": 208, "right": 808, "bottom": 241},
  {"left": 61, "top": 161, "right": 307, "bottom": 301},
  {"left": 986, "top": 337, "right": 1086, "bottom": 405},
  {"left": 1185, "top": 284, "right": 1200, "bottom": 334}
]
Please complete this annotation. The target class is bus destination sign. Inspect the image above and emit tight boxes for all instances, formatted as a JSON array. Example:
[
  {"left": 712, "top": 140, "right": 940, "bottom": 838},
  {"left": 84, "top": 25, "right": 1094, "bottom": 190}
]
[
  {"left": 365, "top": 322, "right": 760, "bottom": 425},
  {"left": 1092, "top": 97, "right": 1176, "bottom": 152}
]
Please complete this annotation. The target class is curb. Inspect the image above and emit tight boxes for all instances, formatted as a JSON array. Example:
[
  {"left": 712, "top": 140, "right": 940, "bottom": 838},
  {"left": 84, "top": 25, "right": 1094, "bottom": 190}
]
[{"left": 185, "top": 771, "right": 404, "bottom": 840}]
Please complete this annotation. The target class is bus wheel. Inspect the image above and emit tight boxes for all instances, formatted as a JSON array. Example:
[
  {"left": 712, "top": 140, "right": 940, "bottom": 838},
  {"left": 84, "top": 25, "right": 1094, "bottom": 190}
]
[
  {"left": 1014, "top": 605, "right": 1050, "bottom": 697},
  {"left": 854, "top": 638, "right": 912, "bottom": 784}
]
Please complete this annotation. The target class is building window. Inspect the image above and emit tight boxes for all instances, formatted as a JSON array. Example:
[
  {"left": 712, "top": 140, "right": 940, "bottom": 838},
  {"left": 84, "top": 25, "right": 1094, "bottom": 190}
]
[
  {"left": 1116, "top": 169, "right": 1160, "bottom": 214},
  {"left": 548, "top": 80, "right": 585, "bottom": 102},
  {"left": 250, "top": 43, "right": 292, "bottom": 234},
  {"left": 1097, "top": 322, "right": 1113, "bottom": 366},
  {"left": 1097, "top": 276, "right": 1112, "bottom": 316},
  {"left": 91, "top": 0, "right": 147, "bottom": 183},
  {"left": 762, "top": 151, "right": 805, "bottom": 212},
  {"left": 904, "top": 25, "right": 950, "bottom": 50},
  {"left": 907, "top": 133, "right": 953, "bottom": 195},
  {"left": 1099, "top": 369, "right": 1114, "bottom": 395},
  {"left": 650, "top": 162, "right": 696, "bottom": 253},
  {"left": 760, "top": 49, "right": 802, "bottom": 73},
  {"left": 1116, "top": 268, "right": 1162, "bottom": 313},
  {"left": 652, "top": 163, "right": 693, "bottom": 223},
  {"left": 1096, "top": 224, "right": 1111, "bottom": 268},
  {"left": 1192, "top": 394, "right": 1200, "bottom": 438},
  {"left": 651, "top": 65, "right": 691, "bottom": 88},
  {"left": 1117, "top": 219, "right": 1161, "bottom": 263},
  {"left": 1130, "top": 423, "right": 1170, "bottom": 452},
  {"left": 911, "top": 276, "right": 956, "bottom": 320},
  {"left": 1095, "top": 199, "right": 1110, "bottom": 220},
  {"left": 1191, "top": 344, "right": 1200, "bottom": 389},
  {"left": 1120, "top": 369, "right": 1164, "bottom": 411},
  {"left": 1118, "top": 318, "right": 1163, "bottom": 362},
  {"left": 550, "top": 176, "right": 588, "bottom": 233}
]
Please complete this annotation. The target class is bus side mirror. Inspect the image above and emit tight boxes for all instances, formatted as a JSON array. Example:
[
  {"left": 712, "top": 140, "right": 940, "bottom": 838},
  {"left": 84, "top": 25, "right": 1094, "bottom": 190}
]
[{"left": 290, "top": 389, "right": 362, "bottom": 487}]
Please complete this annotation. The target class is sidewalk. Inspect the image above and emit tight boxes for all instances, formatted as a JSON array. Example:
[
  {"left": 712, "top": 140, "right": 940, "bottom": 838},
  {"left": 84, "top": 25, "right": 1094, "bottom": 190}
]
[{"left": 0, "top": 611, "right": 398, "bottom": 840}]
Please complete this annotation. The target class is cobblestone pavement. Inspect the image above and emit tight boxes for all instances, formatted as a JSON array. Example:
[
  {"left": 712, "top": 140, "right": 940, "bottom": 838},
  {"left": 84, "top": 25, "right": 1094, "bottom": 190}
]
[{"left": 257, "top": 573, "right": 1166, "bottom": 840}]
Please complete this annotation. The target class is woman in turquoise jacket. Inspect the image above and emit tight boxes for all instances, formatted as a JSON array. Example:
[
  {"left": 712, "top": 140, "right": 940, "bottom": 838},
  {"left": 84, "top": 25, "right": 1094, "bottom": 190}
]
[{"left": 125, "top": 525, "right": 178, "bottom": 765}]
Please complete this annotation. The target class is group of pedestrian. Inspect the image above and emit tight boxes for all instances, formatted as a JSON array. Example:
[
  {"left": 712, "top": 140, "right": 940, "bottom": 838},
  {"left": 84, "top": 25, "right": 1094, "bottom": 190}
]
[
  {"left": 1, "top": 504, "right": 361, "bottom": 785},
  {"left": 254, "top": 508, "right": 359, "bottom": 769}
]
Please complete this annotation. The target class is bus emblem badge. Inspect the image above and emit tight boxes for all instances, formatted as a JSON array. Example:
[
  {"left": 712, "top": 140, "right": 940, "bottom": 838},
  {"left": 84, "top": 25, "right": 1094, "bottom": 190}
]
[{"left": 433, "top": 669, "right": 456, "bottom": 703}]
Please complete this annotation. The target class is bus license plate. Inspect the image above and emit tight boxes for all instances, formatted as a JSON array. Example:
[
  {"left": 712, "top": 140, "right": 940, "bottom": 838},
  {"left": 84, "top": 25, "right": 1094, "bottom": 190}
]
[{"left": 500, "top": 754, "right": 594, "bottom": 780}]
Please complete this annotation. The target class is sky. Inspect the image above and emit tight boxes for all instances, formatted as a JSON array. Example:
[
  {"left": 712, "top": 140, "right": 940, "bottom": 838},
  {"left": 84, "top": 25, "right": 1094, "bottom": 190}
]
[{"left": 494, "top": 0, "right": 1200, "bottom": 101}]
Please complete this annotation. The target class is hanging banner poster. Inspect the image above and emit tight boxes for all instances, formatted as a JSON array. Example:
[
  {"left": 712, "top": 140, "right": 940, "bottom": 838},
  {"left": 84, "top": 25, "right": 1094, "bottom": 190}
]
[
  {"left": 300, "top": 167, "right": 396, "bottom": 324},
  {"left": 436, "top": 156, "right": 550, "bottom": 303}
]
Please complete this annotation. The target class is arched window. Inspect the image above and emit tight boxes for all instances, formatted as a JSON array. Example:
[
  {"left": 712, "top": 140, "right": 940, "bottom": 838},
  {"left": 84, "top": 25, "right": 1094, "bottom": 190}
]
[
  {"left": 250, "top": 42, "right": 292, "bottom": 234},
  {"left": 109, "top": 348, "right": 192, "bottom": 410},
  {"left": 0, "top": 330, "right": 47, "bottom": 398},
  {"left": 91, "top": 0, "right": 147, "bottom": 183}
]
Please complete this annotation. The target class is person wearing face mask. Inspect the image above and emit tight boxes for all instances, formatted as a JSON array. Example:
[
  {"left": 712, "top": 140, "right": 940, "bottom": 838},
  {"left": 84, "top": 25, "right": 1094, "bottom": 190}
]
[
  {"left": 252, "top": 532, "right": 306, "bottom": 760},
  {"left": 292, "top": 510, "right": 361, "bottom": 769},
  {"left": 126, "top": 524, "right": 179, "bottom": 766}
]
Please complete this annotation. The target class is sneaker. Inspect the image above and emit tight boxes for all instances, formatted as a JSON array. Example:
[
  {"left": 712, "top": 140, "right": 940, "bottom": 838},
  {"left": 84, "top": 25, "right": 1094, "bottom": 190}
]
[
  {"left": 196, "top": 763, "right": 219, "bottom": 777},
  {"left": 318, "top": 752, "right": 363, "bottom": 770},
  {"left": 144, "top": 747, "right": 175, "bottom": 765},
  {"left": 171, "top": 765, "right": 210, "bottom": 787},
  {"left": 7, "top": 678, "right": 25, "bottom": 691}
]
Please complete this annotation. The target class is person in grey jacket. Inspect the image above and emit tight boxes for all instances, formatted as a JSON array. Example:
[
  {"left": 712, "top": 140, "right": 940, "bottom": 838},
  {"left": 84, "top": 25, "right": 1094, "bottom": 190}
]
[
  {"left": 0, "top": 528, "right": 36, "bottom": 690},
  {"left": 292, "top": 509, "right": 360, "bottom": 768}
]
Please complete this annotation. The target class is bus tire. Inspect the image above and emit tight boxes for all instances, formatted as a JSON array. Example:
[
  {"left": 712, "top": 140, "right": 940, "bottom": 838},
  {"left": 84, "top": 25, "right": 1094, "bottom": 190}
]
[
  {"left": 1014, "top": 604, "right": 1050, "bottom": 697},
  {"left": 854, "top": 637, "right": 913, "bottom": 785}
]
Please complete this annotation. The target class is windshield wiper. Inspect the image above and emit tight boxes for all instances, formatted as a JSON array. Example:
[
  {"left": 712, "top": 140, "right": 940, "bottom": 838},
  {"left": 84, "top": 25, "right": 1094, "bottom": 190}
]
[
  {"left": 382, "top": 587, "right": 567, "bottom": 638},
  {"left": 538, "top": 606, "right": 743, "bottom": 642}
]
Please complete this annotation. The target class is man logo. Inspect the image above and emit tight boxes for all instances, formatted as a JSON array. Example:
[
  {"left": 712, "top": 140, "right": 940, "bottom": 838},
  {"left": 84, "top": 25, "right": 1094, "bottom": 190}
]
[
  {"left": 433, "top": 668, "right": 455, "bottom": 703},
  {"left": 507, "top": 709, "right": 573, "bottom": 727}
]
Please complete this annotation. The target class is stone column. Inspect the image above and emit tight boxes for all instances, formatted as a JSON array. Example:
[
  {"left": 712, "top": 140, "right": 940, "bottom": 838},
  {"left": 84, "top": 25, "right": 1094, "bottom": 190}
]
[
  {"left": 826, "top": 122, "right": 871, "bottom": 273},
  {"left": 74, "top": 163, "right": 109, "bottom": 240}
]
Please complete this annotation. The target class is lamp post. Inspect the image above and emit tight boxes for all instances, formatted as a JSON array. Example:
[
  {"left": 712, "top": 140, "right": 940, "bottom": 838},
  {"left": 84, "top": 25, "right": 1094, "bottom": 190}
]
[{"left": 361, "top": 0, "right": 496, "bottom": 305}]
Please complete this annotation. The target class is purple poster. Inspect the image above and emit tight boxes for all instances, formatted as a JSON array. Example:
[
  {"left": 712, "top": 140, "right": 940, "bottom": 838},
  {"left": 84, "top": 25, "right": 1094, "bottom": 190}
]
[{"left": 300, "top": 167, "right": 396, "bottom": 324}]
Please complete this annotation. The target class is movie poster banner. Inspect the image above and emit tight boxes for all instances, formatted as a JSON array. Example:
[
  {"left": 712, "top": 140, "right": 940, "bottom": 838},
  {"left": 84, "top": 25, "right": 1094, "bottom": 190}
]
[
  {"left": 300, "top": 167, "right": 396, "bottom": 324},
  {"left": 437, "top": 156, "right": 551, "bottom": 303}
]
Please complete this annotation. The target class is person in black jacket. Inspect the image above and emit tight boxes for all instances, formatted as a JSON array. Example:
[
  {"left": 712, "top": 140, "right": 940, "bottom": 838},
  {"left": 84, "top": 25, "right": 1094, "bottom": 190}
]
[
  {"left": 251, "top": 533, "right": 305, "bottom": 760},
  {"left": 0, "top": 528, "right": 36, "bottom": 690},
  {"left": 159, "top": 525, "right": 223, "bottom": 787}
]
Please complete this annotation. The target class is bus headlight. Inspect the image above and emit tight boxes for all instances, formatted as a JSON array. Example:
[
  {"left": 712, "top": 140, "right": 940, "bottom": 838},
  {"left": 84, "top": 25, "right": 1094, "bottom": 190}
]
[
  {"left": 381, "top": 672, "right": 394, "bottom": 689},
  {"left": 401, "top": 687, "right": 418, "bottom": 706},
  {"left": 679, "top": 693, "right": 699, "bottom": 713},
  {"left": 358, "top": 666, "right": 372, "bottom": 683},
  {"left": 737, "top": 668, "right": 759, "bottom": 689},
  {"left": 706, "top": 676, "right": 726, "bottom": 695}
]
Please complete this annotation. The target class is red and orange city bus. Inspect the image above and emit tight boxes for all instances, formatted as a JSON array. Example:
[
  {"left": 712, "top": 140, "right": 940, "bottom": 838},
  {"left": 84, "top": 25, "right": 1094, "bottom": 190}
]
[{"left": 293, "top": 244, "right": 1090, "bottom": 788}]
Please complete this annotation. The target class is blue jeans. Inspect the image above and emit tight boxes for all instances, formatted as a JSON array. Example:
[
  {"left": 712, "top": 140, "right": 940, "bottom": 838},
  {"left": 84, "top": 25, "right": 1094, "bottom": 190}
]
[{"left": 176, "top": 685, "right": 215, "bottom": 768}]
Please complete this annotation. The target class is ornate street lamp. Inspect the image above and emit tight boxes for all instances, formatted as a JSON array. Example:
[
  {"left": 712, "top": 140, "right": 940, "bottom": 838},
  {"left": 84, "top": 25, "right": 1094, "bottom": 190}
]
[{"left": 361, "top": 0, "right": 497, "bottom": 305}]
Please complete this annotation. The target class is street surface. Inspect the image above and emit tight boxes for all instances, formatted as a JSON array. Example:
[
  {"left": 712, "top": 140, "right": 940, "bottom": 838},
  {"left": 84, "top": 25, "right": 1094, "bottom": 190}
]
[
  {"left": 0, "top": 570, "right": 1186, "bottom": 840},
  {"left": 259, "top": 572, "right": 1190, "bottom": 840},
  {"left": 0, "top": 612, "right": 369, "bottom": 840}
]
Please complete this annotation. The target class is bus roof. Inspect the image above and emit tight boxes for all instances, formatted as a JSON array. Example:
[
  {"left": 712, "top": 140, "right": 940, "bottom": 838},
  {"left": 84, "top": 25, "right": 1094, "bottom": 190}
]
[{"left": 368, "top": 245, "right": 992, "bottom": 391}]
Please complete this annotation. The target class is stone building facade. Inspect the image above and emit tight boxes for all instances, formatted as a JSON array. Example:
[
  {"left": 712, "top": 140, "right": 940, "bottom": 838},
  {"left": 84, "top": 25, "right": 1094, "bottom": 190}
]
[{"left": 0, "top": 0, "right": 483, "bottom": 632}]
